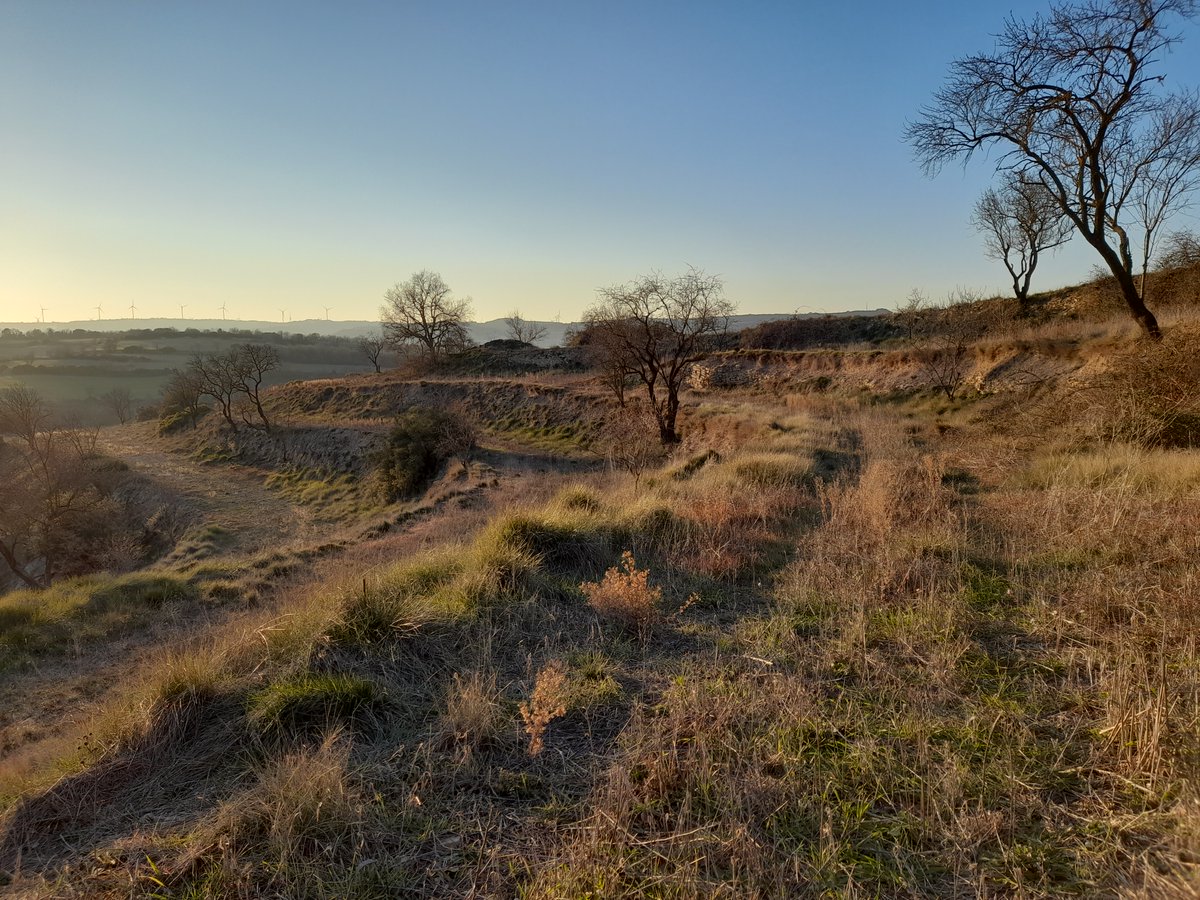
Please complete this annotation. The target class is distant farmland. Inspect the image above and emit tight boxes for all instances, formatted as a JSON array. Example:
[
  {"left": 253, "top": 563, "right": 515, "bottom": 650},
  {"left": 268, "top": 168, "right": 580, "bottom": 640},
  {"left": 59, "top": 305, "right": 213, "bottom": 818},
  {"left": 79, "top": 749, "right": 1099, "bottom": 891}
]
[{"left": 0, "top": 327, "right": 374, "bottom": 423}]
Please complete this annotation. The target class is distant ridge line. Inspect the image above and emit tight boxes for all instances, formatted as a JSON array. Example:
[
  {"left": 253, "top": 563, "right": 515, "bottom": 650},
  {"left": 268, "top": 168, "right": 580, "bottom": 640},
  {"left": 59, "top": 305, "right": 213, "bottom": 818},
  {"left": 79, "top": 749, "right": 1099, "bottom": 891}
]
[{"left": 0, "top": 311, "right": 891, "bottom": 344}]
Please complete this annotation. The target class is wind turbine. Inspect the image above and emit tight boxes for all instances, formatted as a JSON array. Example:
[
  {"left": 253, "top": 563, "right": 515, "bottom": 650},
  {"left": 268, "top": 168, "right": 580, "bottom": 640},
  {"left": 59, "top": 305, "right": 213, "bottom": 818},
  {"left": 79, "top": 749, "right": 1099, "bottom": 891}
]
[
  {"left": 279, "top": 308, "right": 287, "bottom": 323},
  {"left": 39, "top": 306, "right": 47, "bottom": 324},
  {"left": 95, "top": 304, "right": 103, "bottom": 321},
  {"left": 129, "top": 301, "right": 137, "bottom": 320},
  {"left": 219, "top": 303, "right": 227, "bottom": 321},
  {"left": 324, "top": 306, "right": 332, "bottom": 321},
  {"left": 179, "top": 303, "right": 187, "bottom": 319}
]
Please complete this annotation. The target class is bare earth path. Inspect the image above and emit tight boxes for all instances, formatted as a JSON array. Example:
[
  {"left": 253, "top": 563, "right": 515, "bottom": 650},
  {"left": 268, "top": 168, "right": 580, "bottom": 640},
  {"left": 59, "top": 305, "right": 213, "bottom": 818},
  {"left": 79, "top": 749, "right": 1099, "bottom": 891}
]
[{"left": 97, "top": 423, "right": 316, "bottom": 554}]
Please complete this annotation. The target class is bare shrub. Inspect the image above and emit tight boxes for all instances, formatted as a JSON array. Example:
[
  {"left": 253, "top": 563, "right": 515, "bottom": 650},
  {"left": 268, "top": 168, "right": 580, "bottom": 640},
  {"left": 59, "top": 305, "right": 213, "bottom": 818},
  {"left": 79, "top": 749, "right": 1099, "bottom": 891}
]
[
  {"left": 520, "top": 660, "right": 568, "bottom": 757},
  {"left": 915, "top": 300, "right": 985, "bottom": 400},
  {"left": 1157, "top": 229, "right": 1200, "bottom": 270},
  {"left": 438, "top": 670, "right": 504, "bottom": 762},
  {"left": 595, "top": 402, "right": 665, "bottom": 487},
  {"left": 1079, "top": 322, "right": 1200, "bottom": 446},
  {"left": 0, "top": 386, "right": 139, "bottom": 587}
]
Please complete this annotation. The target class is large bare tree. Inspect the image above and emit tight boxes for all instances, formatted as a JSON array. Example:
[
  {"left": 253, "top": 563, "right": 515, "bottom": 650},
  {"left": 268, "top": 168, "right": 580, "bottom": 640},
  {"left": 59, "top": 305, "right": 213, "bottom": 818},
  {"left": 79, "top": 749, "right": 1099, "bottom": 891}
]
[
  {"left": 381, "top": 270, "right": 473, "bottom": 364},
  {"left": 974, "top": 176, "right": 1073, "bottom": 304},
  {"left": 907, "top": 0, "right": 1200, "bottom": 338},
  {"left": 583, "top": 268, "right": 734, "bottom": 445}
]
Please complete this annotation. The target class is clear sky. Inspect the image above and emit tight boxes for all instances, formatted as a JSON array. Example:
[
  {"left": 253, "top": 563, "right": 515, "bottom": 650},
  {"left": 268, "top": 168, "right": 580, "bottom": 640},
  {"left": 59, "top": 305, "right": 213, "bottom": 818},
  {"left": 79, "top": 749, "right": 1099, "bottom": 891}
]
[{"left": 4, "top": 1, "right": 1200, "bottom": 324}]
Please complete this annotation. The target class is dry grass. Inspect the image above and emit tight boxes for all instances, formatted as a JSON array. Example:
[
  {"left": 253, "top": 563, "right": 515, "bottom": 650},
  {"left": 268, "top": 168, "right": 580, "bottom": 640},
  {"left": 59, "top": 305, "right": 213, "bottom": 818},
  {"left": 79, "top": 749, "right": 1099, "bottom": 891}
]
[{"left": 5, "top": 357, "right": 1200, "bottom": 897}]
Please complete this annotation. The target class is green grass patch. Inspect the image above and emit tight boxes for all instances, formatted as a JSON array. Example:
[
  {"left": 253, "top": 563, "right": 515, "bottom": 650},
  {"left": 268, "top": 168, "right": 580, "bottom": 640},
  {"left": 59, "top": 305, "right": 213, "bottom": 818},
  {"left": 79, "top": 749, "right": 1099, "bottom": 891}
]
[
  {"left": 265, "top": 468, "right": 375, "bottom": 521},
  {"left": 0, "top": 573, "right": 198, "bottom": 674},
  {"left": 246, "top": 672, "right": 384, "bottom": 738},
  {"left": 732, "top": 451, "right": 810, "bottom": 488}
]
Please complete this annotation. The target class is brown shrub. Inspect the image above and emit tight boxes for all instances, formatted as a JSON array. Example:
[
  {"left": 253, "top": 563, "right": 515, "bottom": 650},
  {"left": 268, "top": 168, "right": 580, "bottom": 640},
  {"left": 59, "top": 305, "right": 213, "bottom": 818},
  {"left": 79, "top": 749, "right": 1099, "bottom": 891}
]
[
  {"left": 581, "top": 551, "right": 662, "bottom": 637},
  {"left": 519, "top": 660, "right": 569, "bottom": 757}
]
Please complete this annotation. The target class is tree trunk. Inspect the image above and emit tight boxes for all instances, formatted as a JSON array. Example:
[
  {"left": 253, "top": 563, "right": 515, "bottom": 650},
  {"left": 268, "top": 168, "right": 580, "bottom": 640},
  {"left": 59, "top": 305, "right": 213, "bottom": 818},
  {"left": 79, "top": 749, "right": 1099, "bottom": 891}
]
[
  {"left": 660, "top": 392, "right": 681, "bottom": 446},
  {"left": 252, "top": 393, "right": 270, "bottom": 431},
  {"left": 1113, "top": 266, "right": 1162, "bottom": 340},
  {"left": 1094, "top": 241, "right": 1162, "bottom": 339},
  {"left": 0, "top": 541, "right": 41, "bottom": 589}
]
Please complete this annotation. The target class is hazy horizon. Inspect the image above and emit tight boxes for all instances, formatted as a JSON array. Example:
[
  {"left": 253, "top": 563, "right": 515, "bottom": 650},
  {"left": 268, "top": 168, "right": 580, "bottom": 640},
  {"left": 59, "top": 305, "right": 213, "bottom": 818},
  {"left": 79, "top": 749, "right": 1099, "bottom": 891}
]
[{"left": 4, "top": 1, "right": 1200, "bottom": 324}]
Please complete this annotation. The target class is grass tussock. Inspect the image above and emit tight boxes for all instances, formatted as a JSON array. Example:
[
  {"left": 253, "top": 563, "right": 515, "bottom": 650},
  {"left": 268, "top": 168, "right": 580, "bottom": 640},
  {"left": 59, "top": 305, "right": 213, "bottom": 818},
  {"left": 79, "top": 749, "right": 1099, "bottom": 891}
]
[
  {"left": 1023, "top": 443, "right": 1200, "bottom": 495},
  {"left": 247, "top": 673, "right": 385, "bottom": 739}
]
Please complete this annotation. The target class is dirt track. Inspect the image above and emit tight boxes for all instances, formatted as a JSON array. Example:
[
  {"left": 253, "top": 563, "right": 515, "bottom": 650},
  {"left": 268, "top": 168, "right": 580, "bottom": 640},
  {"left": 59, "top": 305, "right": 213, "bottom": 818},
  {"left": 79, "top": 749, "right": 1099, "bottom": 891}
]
[{"left": 97, "top": 423, "right": 316, "bottom": 554}]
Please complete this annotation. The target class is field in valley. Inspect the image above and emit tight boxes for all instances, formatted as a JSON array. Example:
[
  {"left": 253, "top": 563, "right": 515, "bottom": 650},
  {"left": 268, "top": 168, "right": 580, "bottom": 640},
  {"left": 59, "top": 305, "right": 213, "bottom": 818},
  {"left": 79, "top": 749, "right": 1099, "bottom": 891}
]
[{"left": 0, "top": 329, "right": 374, "bottom": 425}]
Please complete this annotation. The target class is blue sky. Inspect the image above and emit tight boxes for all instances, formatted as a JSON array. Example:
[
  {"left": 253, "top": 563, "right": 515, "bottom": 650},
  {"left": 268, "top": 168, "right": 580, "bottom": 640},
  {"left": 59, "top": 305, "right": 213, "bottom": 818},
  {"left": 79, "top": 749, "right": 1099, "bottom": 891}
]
[{"left": 4, "top": 1, "right": 1200, "bottom": 323}]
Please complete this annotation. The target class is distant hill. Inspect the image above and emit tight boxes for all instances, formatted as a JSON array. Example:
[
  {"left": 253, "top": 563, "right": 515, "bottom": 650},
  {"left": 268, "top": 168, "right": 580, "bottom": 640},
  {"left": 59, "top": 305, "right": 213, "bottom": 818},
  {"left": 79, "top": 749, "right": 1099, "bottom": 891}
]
[{"left": 0, "top": 311, "right": 890, "bottom": 346}]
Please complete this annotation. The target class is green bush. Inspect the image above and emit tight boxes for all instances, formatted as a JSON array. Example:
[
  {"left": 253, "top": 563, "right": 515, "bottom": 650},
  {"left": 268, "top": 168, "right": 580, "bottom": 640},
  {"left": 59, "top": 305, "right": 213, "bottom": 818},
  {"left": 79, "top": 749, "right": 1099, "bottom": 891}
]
[{"left": 373, "top": 407, "right": 475, "bottom": 500}]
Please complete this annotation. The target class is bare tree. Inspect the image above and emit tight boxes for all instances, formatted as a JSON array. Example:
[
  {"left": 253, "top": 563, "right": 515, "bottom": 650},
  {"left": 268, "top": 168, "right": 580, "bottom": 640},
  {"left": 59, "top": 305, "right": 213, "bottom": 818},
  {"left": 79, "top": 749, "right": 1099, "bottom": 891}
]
[
  {"left": 359, "top": 335, "right": 388, "bottom": 373},
  {"left": 1157, "top": 229, "right": 1200, "bottom": 268},
  {"left": 231, "top": 343, "right": 279, "bottom": 430},
  {"left": 181, "top": 345, "right": 277, "bottom": 431},
  {"left": 583, "top": 268, "right": 734, "bottom": 445},
  {"left": 188, "top": 352, "right": 239, "bottom": 430},
  {"left": 161, "top": 368, "right": 206, "bottom": 430},
  {"left": 101, "top": 387, "right": 134, "bottom": 424},
  {"left": 381, "top": 270, "right": 473, "bottom": 364},
  {"left": 0, "top": 387, "right": 123, "bottom": 587},
  {"left": 503, "top": 310, "right": 548, "bottom": 345},
  {"left": 907, "top": 0, "right": 1200, "bottom": 339},
  {"left": 974, "top": 176, "right": 1073, "bottom": 304}
]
